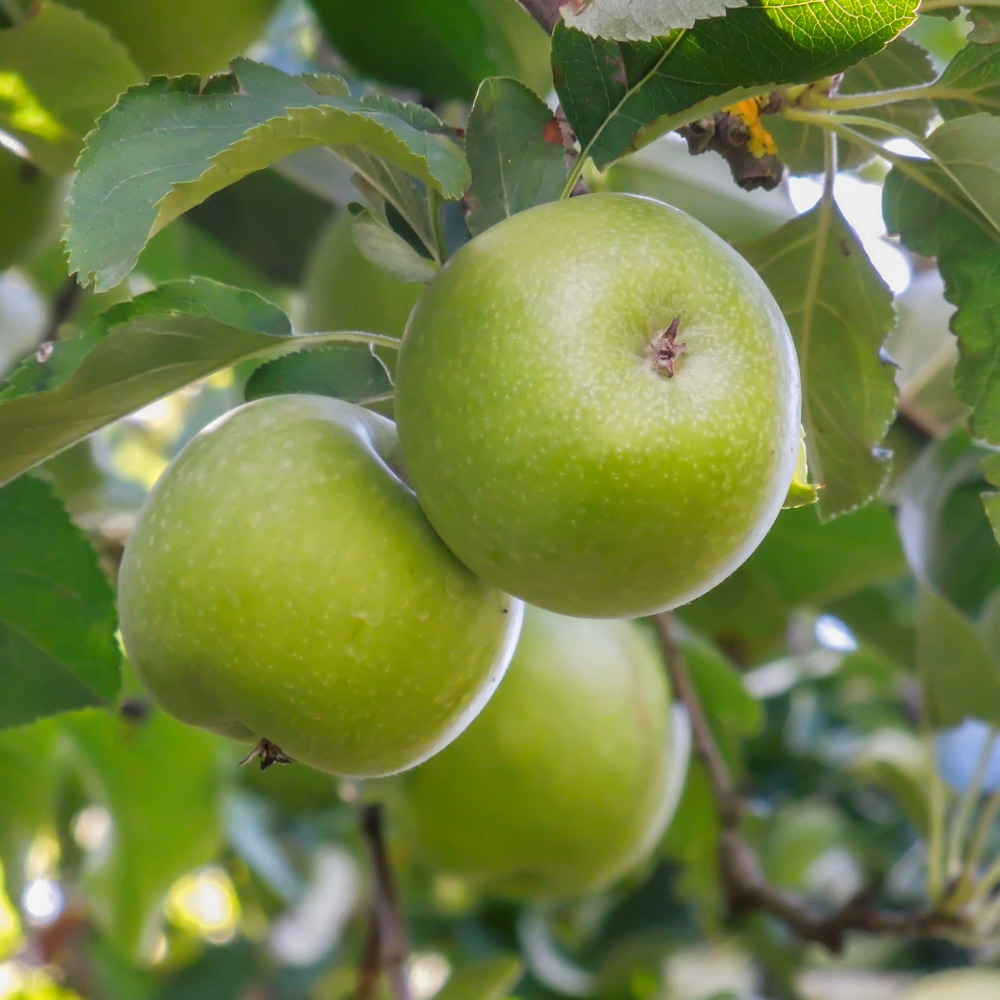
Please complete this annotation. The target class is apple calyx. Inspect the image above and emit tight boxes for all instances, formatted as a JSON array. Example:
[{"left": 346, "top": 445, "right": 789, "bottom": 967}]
[
  {"left": 650, "top": 317, "right": 685, "bottom": 378},
  {"left": 239, "top": 738, "right": 295, "bottom": 770}
]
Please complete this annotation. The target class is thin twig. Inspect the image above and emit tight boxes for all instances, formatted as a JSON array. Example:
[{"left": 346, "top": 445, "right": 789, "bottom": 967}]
[
  {"left": 36, "top": 276, "right": 83, "bottom": 362},
  {"left": 652, "top": 612, "right": 961, "bottom": 953},
  {"left": 359, "top": 804, "right": 411, "bottom": 1000}
]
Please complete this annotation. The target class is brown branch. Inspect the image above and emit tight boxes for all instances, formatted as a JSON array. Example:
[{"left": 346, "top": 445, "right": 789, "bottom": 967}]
[
  {"left": 513, "top": 0, "right": 563, "bottom": 33},
  {"left": 358, "top": 804, "right": 411, "bottom": 1000},
  {"left": 36, "top": 276, "right": 83, "bottom": 363},
  {"left": 653, "top": 612, "right": 961, "bottom": 953}
]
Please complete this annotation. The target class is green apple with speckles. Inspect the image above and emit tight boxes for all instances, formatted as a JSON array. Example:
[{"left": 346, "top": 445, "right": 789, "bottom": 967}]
[
  {"left": 398, "top": 606, "right": 680, "bottom": 900},
  {"left": 118, "top": 394, "right": 523, "bottom": 778},
  {"left": 395, "top": 193, "right": 801, "bottom": 618},
  {"left": 62, "top": 0, "right": 277, "bottom": 76}
]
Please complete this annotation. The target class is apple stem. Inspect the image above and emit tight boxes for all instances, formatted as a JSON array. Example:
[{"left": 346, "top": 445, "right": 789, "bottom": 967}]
[
  {"left": 357, "top": 803, "right": 411, "bottom": 1000},
  {"left": 649, "top": 317, "right": 685, "bottom": 378},
  {"left": 237, "top": 738, "right": 294, "bottom": 769},
  {"left": 652, "top": 612, "right": 960, "bottom": 951}
]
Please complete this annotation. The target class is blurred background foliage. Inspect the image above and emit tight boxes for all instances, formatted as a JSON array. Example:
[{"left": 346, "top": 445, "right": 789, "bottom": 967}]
[{"left": 1, "top": 1, "right": 998, "bottom": 999}]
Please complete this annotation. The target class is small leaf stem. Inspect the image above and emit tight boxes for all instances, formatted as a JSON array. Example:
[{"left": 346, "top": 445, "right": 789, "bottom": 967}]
[
  {"left": 428, "top": 188, "right": 448, "bottom": 265},
  {"left": 924, "top": 729, "right": 948, "bottom": 903},
  {"left": 294, "top": 331, "right": 402, "bottom": 351},
  {"left": 946, "top": 727, "right": 998, "bottom": 881},
  {"left": 962, "top": 783, "right": 1000, "bottom": 890},
  {"left": 802, "top": 82, "right": 1000, "bottom": 115}
]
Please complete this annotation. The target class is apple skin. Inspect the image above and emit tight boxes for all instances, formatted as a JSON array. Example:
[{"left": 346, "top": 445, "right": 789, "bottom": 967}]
[
  {"left": 63, "top": 0, "right": 277, "bottom": 76},
  {"left": 399, "top": 607, "right": 676, "bottom": 900},
  {"left": 118, "top": 395, "right": 523, "bottom": 778},
  {"left": 395, "top": 193, "right": 801, "bottom": 618}
]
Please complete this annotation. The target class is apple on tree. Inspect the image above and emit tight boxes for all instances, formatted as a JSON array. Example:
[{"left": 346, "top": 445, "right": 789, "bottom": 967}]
[
  {"left": 395, "top": 193, "right": 801, "bottom": 618},
  {"left": 398, "top": 607, "right": 679, "bottom": 900},
  {"left": 117, "top": 394, "right": 523, "bottom": 778}
]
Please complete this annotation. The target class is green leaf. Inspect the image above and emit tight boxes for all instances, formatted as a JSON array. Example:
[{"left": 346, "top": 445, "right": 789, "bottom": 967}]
[
  {"left": 0, "top": 476, "right": 120, "bottom": 728},
  {"left": 934, "top": 38, "right": 1000, "bottom": 119},
  {"left": 308, "top": 0, "right": 550, "bottom": 101},
  {"left": 561, "top": 0, "right": 748, "bottom": 40},
  {"left": 897, "top": 431, "right": 1000, "bottom": 617},
  {"left": 433, "top": 956, "right": 523, "bottom": 1000},
  {"left": 552, "top": 0, "right": 919, "bottom": 171},
  {"left": 350, "top": 206, "right": 439, "bottom": 283},
  {"left": 0, "top": 1, "right": 141, "bottom": 175},
  {"left": 850, "top": 728, "right": 928, "bottom": 832},
  {"left": 968, "top": 8, "right": 1000, "bottom": 45},
  {"left": 783, "top": 433, "right": 820, "bottom": 508},
  {"left": 244, "top": 346, "right": 393, "bottom": 404},
  {"left": 64, "top": 707, "right": 224, "bottom": 962},
  {"left": 464, "top": 77, "right": 568, "bottom": 237},
  {"left": 883, "top": 136, "right": 1000, "bottom": 445},
  {"left": 0, "top": 277, "right": 385, "bottom": 486},
  {"left": 768, "top": 37, "right": 935, "bottom": 174},
  {"left": 918, "top": 583, "right": 1000, "bottom": 728},
  {"left": 65, "top": 59, "right": 470, "bottom": 291},
  {"left": 741, "top": 203, "right": 897, "bottom": 519}
]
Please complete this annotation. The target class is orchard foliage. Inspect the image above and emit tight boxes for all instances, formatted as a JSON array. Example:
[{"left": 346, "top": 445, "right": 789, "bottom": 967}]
[{"left": 5, "top": 0, "right": 1000, "bottom": 999}]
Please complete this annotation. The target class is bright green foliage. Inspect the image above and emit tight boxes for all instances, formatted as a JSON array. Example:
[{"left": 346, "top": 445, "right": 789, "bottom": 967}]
[
  {"left": 0, "top": 1, "right": 141, "bottom": 175},
  {"left": 400, "top": 607, "right": 675, "bottom": 899},
  {"left": 63, "top": 707, "right": 224, "bottom": 962},
  {"left": 118, "top": 395, "right": 522, "bottom": 776},
  {"left": 65, "top": 60, "right": 469, "bottom": 290},
  {"left": 397, "top": 194, "right": 799, "bottom": 617},
  {"left": 0, "top": 476, "right": 120, "bottom": 728},
  {"left": 552, "top": 0, "right": 919, "bottom": 169}
]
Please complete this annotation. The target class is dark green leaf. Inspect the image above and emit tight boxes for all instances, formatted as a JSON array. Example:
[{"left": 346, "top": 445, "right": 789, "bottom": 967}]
[
  {"left": 741, "top": 203, "right": 898, "bottom": 519},
  {"left": 552, "top": 0, "right": 919, "bottom": 171},
  {"left": 898, "top": 431, "right": 1000, "bottom": 617},
  {"left": 768, "top": 38, "right": 935, "bottom": 174},
  {"left": 0, "top": 0, "right": 141, "bottom": 175},
  {"left": 968, "top": 8, "right": 1000, "bottom": 44},
  {"left": 0, "top": 476, "right": 119, "bottom": 728},
  {"left": 433, "top": 956, "right": 523, "bottom": 1000},
  {"left": 65, "top": 59, "right": 469, "bottom": 291},
  {"left": 186, "top": 169, "right": 334, "bottom": 286},
  {"left": 465, "top": 77, "right": 568, "bottom": 236},
  {"left": 309, "top": 0, "right": 551, "bottom": 101},
  {"left": 0, "top": 277, "right": 383, "bottom": 486},
  {"left": 934, "top": 38, "right": 1000, "bottom": 118},
  {"left": 245, "top": 346, "right": 393, "bottom": 404},
  {"left": 918, "top": 583, "right": 1000, "bottom": 728},
  {"left": 65, "top": 707, "right": 224, "bottom": 962}
]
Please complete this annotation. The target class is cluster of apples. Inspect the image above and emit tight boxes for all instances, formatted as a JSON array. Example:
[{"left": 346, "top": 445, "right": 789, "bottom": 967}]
[{"left": 119, "top": 194, "right": 801, "bottom": 899}]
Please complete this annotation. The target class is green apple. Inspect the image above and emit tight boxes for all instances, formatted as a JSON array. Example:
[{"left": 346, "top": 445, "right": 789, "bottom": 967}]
[
  {"left": 304, "top": 211, "right": 422, "bottom": 341},
  {"left": 905, "top": 969, "right": 1000, "bottom": 999},
  {"left": 118, "top": 394, "right": 523, "bottom": 778},
  {"left": 399, "top": 607, "right": 677, "bottom": 900},
  {"left": 63, "top": 0, "right": 277, "bottom": 76},
  {"left": 395, "top": 193, "right": 801, "bottom": 618},
  {"left": 0, "top": 148, "right": 58, "bottom": 273}
]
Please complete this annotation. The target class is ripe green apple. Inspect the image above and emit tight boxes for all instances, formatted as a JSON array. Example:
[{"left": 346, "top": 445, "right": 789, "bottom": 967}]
[
  {"left": 118, "top": 394, "right": 523, "bottom": 778},
  {"left": 905, "top": 969, "right": 1000, "bottom": 999},
  {"left": 0, "top": 147, "right": 58, "bottom": 273},
  {"left": 63, "top": 0, "right": 277, "bottom": 76},
  {"left": 398, "top": 607, "right": 678, "bottom": 900},
  {"left": 395, "top": 193, "right": 801, "bottom": 618}
]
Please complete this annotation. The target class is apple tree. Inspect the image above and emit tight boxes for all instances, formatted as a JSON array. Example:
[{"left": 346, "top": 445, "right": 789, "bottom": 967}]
[{"left": 3, "top": 0, "right": 1000, "bottom": 998}]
